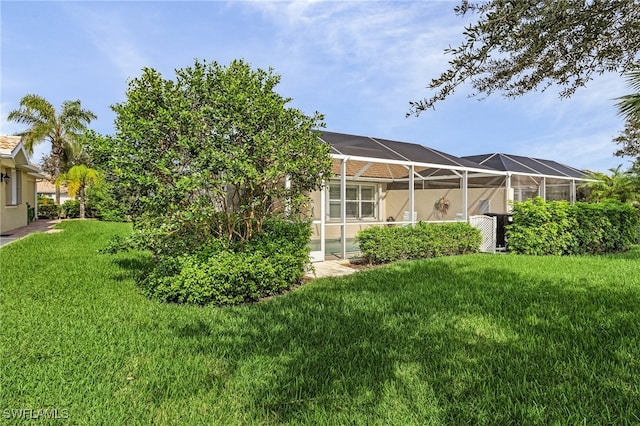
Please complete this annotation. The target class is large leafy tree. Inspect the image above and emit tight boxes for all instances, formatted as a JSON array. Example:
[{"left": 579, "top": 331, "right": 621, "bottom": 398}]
[
  {"left": 110, "top": 59, "right": 332, "bottom": 255},
  {"left": 409, "top": 0, "right": 640, "bottom": 115},
  {"left": 8, "top": 95, "right": 96, "bottom": 204}
]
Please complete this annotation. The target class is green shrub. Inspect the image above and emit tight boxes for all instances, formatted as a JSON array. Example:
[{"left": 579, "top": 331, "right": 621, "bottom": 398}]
[
  {"left": 37, "top": 197, "right": 59, "bottom": 219},
  {"left": 87, "top": 182, "right": 129, "bottom": 222},
  {"left": 507, "top": 198, "right": 639, "bottom": 255},
  {"left": 140, "top": 219, "right": 311, "bottom": 306},
  {"left": 356, "top": 222, "right": 482, "bottom": 264},
  {"left": 572, "top": 202, "right": 640, "bottom": 254},
  {"left": 62, "top": 200, "right": 81, "bottom": 218},
  {"left": 506, "top": 198, "right": 578, "bottom": 255}
]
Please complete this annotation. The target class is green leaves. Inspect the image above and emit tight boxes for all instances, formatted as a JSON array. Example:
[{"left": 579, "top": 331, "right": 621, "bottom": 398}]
[
  {"left": 109, "top": 58, "right": 332, "bottom": 257},
  {"left": 507, "top": 198, "right": 640, "bottom": 255},
  {"left": 8, "top": 94, "right": 96, "bottom": 159},
  {"left": 410, "top": 0, "right": 640, "bottom": 114},
  {"left": 356, "top": 222, "right": 482, "bottom": 264}
]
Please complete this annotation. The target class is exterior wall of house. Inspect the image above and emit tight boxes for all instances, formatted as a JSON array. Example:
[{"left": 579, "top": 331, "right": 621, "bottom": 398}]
[
  {"left": 308, "top": 183, "right": 507, "bottom": 242},
  {"left": 0, "top": 167, "right": 37, "bottom": 234},
  {"left": 384, "top": 187, "right": 507, "bottom": 222}
]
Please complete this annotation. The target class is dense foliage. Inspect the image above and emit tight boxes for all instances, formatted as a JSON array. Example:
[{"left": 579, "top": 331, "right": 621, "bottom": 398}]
[
  {"left": 507, "top": 198, "right": 640, "bottom": 255},
  {"left": 81, "top": 131, "right": 130, "bottom": 222},
  {"left": 61, "top": 200, "right": 82, "bottom": 219},
  {"left": 85, "top": 181, "right": 128, "bottom": 222},
  {"left": 109, "top": 59, "right": 332, "bottom": 256},
  {"left": 37, "top": 196, "right": 58, "bottom": 219},
  {"left": 409, "top": 0, "right": 640, "bottom": 114},
  {"left": 582, "top": 165, "right": 640, "bottom": 205},
  {"left": 356, "top": 222, "right": 481, "bottom": 264},
  {"left": 103, "top": 59, "right": 332, "bottom": 305},
  {"left": 140, "top": 219, "right": 311, "bottom": 305}
]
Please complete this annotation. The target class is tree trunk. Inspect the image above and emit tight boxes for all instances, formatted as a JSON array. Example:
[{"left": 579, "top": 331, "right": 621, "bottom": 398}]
[
  {"left": 53, "top": 144, "right": 63, "bottom": 205},
  {"left": 79, "top": 187, "right": 85, "bottom": 219}
]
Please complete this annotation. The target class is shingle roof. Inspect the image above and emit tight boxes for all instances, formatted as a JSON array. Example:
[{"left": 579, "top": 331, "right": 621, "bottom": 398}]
[
  {"left": 37, "top": 179, "right": 68, "bottom": 194},
  {"left": 0, "top": 135, "right": 22, "bottom": 153}
]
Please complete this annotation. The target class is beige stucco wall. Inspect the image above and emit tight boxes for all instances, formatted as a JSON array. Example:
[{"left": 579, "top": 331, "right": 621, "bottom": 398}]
[
  {"left": 309, "top": 183, "right": 507, "bottom": 241},
  {"left": 385, "top": 187, "right": 507, "bottom": 222},
  {"left": 0, "top": 169, "right": 38, "bottom": 234}
]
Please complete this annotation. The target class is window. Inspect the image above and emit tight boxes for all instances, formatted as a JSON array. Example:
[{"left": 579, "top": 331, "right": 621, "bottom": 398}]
[
  {"left": 4, "top": 168, "right": 21, "bottom": 206},
  {"left": 329, "top": 183, "right": 377, "bottom": 220}
]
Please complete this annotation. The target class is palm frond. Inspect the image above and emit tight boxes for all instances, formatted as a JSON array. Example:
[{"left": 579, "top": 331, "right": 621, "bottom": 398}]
[{"left": 616, "top": 69, "right": 640, "bottom": 122}]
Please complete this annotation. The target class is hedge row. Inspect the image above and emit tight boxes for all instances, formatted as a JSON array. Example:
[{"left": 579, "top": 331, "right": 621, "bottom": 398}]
[
  {"left": 37, "top": 198, "right": 95, "bottom": 219},
  {"left": 507, "top": 198, "right": 640, "bottom": 255},
  {"left": 140, "top": 219, "right": 311, "bottom": 305},
  {"left": 356, "top": 222, "right": 482, "bottom": 264}
]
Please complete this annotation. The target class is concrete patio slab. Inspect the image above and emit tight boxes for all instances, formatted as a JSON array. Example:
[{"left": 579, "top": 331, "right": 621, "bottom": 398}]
[{"left": 305, "top": 260, "right": 358, "bottom": 279}]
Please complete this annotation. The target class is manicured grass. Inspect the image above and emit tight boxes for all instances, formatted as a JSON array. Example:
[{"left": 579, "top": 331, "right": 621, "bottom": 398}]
[{"left": 1, "top": 220, "right": 639, "bottom": 424}]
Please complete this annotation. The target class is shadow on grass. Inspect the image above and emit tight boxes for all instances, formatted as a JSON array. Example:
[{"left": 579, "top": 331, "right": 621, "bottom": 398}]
[
  {"left": 109, "top": 252, "right": 154, "bottom": 281},
  {"left": 95, "top": 244, "right": 640, "bottom": 422},
  {"left": 126, "top": 253, "right": 640, "bottom": 424}
]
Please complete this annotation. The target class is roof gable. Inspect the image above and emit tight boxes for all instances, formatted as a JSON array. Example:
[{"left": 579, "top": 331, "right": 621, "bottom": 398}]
[{"left": 0, "top": 135, "right": 44, "bottom": 176}]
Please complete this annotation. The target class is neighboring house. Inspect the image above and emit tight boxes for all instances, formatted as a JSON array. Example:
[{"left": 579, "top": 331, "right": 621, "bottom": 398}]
[
  {"left": 37, "top": 179, "right": 72, "bottom": 205},
  {"left": 308, "top": 131, "right": 590, "bottom": 261},
  {"left": 0, "top": 136, "right": 46, "bottom": 234}
]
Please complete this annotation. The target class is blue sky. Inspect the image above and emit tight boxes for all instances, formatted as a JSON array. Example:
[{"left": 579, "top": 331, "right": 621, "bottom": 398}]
[{"left": 1, "top": 1, "right": 634, "bottom": 172}]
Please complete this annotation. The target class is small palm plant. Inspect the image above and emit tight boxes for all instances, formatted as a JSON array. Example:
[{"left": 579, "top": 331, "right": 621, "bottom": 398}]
[
  {"left": 582, "top": 165, "right": 639, "bottom": 205},
  {"left": 56, "top": 165, "right": 101, "bottom": 219}
]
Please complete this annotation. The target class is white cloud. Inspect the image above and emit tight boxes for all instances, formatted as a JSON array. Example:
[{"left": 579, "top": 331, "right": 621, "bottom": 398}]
[{"left": 63, "top": 4, "right": 149, "bottom": 80}]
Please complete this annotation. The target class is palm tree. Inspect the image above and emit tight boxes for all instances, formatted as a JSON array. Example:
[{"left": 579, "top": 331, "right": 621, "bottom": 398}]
[
  {"left": 56, "top": 165, "right": 101, "bottom": 219},
  {"left": 616, "top": 69, "right": 640, "bottom": 123},
  {"left": 8, "top": 94, "right": 96, "bottom": 204},
  {"left": 582, "top": 165, "right": 638, "bottom": 204}
]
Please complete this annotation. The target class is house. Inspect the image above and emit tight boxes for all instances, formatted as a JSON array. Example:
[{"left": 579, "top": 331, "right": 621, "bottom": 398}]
[
  {"left": 37, "top": 179, "right": 72, "bottom": 205},
  {"left": 308, "top": 131, "right": 590, "bottom": 261},
  {"left": 0, "top": 136, "right": 46, "bottom": 234}
]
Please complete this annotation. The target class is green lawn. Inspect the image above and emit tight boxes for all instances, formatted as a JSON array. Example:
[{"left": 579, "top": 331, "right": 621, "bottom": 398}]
[{"left": 1, "top": 220, "right": 639, "bottom": 425}]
